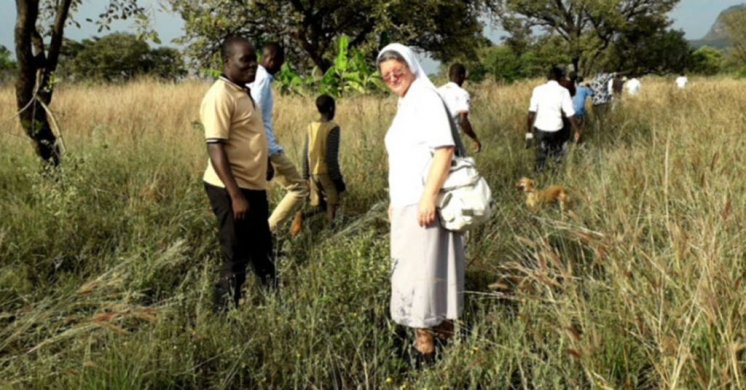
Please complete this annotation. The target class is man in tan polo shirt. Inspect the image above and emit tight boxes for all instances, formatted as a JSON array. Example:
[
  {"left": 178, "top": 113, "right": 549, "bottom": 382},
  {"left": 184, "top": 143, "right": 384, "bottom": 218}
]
[{"left": 202, "top": 36, "right": 275, "bottom": 310}]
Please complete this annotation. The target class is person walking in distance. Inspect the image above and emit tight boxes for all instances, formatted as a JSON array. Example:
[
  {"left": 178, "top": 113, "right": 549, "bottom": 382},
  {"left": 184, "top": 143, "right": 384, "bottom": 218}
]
[
  {"left": 572, "top": 76, "right": 594, "bottom": 139},
  {"left": 527, "top": 66, "right": 580, "bottom": 172},
  {"left": 201, "top": 37, "right": 276, "bottom": 311},
  {"left": 438, "top": 63, "right": 481, "bottom": 153},
  {"left": 587, "top": 70, "right": 615, "bottom": 133},
  {"left": 249, "top": 43, "right": 309, "bottom": 234},
  {"left": 625, "top": 75, "right": 642, "bottom": 97},
  {"left": 558, "top": 68, "right": 576, "bottom": 145}
]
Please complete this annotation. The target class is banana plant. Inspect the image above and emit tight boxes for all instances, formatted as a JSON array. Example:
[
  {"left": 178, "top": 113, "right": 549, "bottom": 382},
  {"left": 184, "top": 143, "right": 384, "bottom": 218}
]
[{"left": 275, "top": 35, "right": 384, "bottom": 97}]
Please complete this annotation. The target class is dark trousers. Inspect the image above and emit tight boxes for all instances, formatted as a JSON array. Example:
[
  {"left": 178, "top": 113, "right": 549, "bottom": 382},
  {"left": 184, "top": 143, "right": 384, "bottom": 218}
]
[
  {"left": 204, "top": 183, "right": 276, "bottom": 308},
  {"left": 534, "top": 127, "right": 570, "bottom": 172},
  {"left": 560, "top": 117, "right": 571, "bottom": 141},
  {"left": 592, "top": 103, "right": 610, "bottom": 131}
]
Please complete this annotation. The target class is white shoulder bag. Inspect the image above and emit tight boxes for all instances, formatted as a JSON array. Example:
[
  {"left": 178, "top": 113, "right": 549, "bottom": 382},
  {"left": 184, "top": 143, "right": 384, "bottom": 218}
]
[{"left": 427, "top": 100, "right": 495, "bottom": 233}]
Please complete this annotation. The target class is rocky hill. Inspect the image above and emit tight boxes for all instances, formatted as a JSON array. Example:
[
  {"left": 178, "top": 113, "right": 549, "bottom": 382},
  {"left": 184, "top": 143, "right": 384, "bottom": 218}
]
[{"left": 691, "top": 4, "right": 746, "bottom": 48}]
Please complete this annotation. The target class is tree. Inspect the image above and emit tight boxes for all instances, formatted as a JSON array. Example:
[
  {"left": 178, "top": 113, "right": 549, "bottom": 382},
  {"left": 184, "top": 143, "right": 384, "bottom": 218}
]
[
  {"left": 492, "top": 0, "right": 681, "bottom": 74},
  {"left": 146, "top": 47, "right": 187, "bottom": 80},
  {"left": 690, "top": 46, "right": 724, "bottom": 75},
  {"left": 0, "top": 45, "right": 16, "bottom": 82},
  {"left": 68, "top": 34, "right": 149, "bottom": 81},
  {"left": 61, "top": 33, "right": 186, "bottom": 82},
  {"left": 721, "top": 8, "right": 746, "bottom": 66},
  {"left": 481, "top": 46, "right": 526, "bottom": 82},
  {"left": 14, "top": 0, "right": 146, "bottom": 166},
  {"left": 479, "top": 36, "right": 572, "bottom": 82},
  {"left": 0, "top": 45, "right": 15, "bottom": 70},
  {"left": 167, "top": 0, "right": 492, "bottom": 73},
  {"left": 607, "top": 29, "right": 693, "bottom": 75}
]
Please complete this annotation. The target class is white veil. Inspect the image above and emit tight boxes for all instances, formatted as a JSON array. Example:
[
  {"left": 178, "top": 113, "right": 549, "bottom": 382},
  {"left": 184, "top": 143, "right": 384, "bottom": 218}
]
[{"left": 376, "top": 43, "right": 436, "bottom": 91}]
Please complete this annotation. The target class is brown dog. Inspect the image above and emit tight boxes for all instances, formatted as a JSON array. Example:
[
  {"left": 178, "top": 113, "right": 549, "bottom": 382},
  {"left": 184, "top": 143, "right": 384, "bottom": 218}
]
[{"left": 516, "top": 177, "right": 570, "bottom": 211}]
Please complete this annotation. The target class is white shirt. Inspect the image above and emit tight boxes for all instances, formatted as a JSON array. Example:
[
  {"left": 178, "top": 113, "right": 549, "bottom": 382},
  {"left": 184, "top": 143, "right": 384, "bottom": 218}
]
[
  {"left": 385, "top": 79, "right": 455, "bottom": 208},
  {"left": 676, "top": 76, "right": 688, "bottom": 89},
  {"left": 248, "top": 65, "right": 284, "bottom": 156},
  {"left": 626, "top": 78, "right": 641, "bottom": 96},
  {"left": 438, "top": 82, "right": 470, "bottom": 119},
  {"left": 529, "top": 80, "right": 575, "bottom": 132}
]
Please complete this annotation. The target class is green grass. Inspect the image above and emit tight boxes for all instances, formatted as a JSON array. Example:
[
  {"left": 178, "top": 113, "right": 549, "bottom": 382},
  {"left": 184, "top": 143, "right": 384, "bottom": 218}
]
[{"left": 1, "top": 78, "right": 745, "bottom": 388}]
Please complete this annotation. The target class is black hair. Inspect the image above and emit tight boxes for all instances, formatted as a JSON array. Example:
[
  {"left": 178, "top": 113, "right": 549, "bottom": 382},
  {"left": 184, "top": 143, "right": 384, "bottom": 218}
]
[
  {"left": 548, "top": 66, "right": 564, "bottom": 81},
  {"left": 316, "top": 94, "right": 335, "bottom": 116},
  {"left": 264, "top": 42, "right": 285, "bottom": 62},
  {"left": 449, "top": 63, "right": 466, "bottom": 80},
  {"left": 221, "top": 36, "right": 250, "bottom": 63}
]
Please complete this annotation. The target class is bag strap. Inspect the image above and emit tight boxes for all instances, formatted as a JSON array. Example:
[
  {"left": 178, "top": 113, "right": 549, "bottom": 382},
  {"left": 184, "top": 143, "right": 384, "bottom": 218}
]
[{"left": 437, "top": 97, "right": 468, "bottom": 158}]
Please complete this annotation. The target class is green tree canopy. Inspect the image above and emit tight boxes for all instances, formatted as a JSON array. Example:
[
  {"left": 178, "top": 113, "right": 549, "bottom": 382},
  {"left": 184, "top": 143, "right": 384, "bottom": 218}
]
[
  {"left": 690, "top": 46, "right": 724, "bottom": 75},
  {"left": 492, "top": 0, "right": 681, "bottom": 74},
  {"left": 0, "top": 45, "right": 15, "bottom": 70},
  {"left": 60, "top": 33, "right": 186, "bottom": 82},
  {"left": 478, "top": 36, "right": 573, "bottom": 82},
  {"left": 607, "top": 29, "right": 692, "bottom": 75},
  {"left": 0, "top": 45, "right": 16, "bottom": 83},
  {"left": 167, "top": 0, "right": 492, "bottom": 73}
]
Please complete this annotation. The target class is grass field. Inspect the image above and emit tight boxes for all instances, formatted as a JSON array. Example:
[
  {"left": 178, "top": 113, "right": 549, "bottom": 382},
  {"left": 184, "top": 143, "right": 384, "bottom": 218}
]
[{"left": 1, "top": 77, "right": 745, "bottom": 388}]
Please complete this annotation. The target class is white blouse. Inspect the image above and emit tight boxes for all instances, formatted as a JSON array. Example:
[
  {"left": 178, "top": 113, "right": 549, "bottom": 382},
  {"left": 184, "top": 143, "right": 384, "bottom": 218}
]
[{"left": 385, "top": 78, "right": 455, "bottom": 208}]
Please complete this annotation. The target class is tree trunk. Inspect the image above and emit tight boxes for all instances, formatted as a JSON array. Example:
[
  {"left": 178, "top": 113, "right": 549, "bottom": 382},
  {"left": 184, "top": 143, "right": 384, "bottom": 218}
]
[
  {"left": 571, "top": 56, "right": 580, "bottom": 76},
  {"left": 15, "top": 0, "right": 63, "bottom": 166},
  {"left": 292, "top": 27, "right": 332, "bottom": 72}
]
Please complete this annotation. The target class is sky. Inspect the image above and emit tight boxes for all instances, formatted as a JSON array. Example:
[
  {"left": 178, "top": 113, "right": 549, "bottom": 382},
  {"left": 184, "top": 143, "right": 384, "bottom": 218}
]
[{"left": 1, "top": 0, "right": 743, "bottom": 71}]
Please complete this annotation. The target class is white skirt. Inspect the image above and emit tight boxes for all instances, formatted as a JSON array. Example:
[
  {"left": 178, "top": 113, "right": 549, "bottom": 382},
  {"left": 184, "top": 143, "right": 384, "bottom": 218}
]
[{"left": 390, "top": 205, "right": 465, "bottom": 328}]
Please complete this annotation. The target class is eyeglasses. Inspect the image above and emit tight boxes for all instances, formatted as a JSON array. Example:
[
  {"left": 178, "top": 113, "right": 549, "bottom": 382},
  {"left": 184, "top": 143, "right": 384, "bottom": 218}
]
[{"left": 382, "top": 70, "right": 406, "bottom": 84}]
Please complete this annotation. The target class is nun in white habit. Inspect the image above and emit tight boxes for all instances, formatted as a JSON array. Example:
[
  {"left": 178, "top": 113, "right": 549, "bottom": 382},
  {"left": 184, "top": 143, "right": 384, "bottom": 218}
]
[{"left": 376, "top": 43, "right": 465, "bottom": 360}]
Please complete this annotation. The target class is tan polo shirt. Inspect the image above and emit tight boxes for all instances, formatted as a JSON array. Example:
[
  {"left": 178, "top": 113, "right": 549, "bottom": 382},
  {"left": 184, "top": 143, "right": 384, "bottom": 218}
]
[{"left": 201, "top": 77, "right": 268, "bottom": 191}]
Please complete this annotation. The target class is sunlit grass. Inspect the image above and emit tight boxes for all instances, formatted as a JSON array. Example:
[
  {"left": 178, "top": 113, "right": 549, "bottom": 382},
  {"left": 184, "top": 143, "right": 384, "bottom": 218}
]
[{"left": 1, "top": 76, "right": 745, "bottom": 388}]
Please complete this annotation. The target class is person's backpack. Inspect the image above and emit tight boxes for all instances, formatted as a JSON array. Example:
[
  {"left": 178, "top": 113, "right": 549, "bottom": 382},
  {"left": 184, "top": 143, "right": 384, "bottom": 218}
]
[{"left": 429, "top": 100, "right": 495, "bottom": 233}]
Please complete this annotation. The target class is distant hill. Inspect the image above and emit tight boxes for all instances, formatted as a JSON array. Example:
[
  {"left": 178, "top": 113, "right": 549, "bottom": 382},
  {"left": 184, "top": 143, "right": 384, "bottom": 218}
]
[{"left": 690, "top": 4, "right": 746, "bottom": 48}]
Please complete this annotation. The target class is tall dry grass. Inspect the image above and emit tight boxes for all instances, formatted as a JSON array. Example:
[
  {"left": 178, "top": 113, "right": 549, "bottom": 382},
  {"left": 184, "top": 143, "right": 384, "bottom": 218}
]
[{"left": 1, "top": 76, "right": 745, "bottom": 388}]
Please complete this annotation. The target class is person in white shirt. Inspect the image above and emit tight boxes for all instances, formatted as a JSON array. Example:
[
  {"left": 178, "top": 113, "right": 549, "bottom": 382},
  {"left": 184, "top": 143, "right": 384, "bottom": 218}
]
[
  {"left": 249, "top": 43, "right": 309, "bottom": 234},
  {"left": 607, "top": 77, "right": 615, "bottom": 97},
  {"left": 527, "top": 66, "right": 580, "bottom": 171},
  {"left": 438, "top": 63, "right": 481, "bottom": 153},
  {"left": 676, "top": 73, "right": 688, "bottom": 89},
  {"left": 377, "top": 43, "right": 465, "bottom": 365},
  {"left": 625, "top": 76, "right": 642, "bottom": 96}
]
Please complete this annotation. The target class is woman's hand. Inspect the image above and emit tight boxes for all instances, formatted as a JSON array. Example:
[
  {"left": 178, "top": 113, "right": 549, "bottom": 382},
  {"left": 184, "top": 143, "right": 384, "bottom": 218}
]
[
  {"left": 418, "top": 195, "right": 438, "bottom": 227},
  {"left": 419, "top": 147, "right": 454, "bottom": 228}
]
